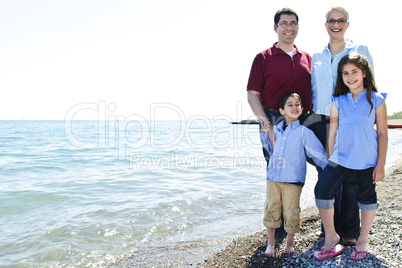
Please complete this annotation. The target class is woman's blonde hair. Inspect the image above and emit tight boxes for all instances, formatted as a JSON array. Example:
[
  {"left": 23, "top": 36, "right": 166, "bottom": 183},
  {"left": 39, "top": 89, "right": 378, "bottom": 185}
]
[{"left": 326, "top": 7, "right": 349, "bottom": 21}]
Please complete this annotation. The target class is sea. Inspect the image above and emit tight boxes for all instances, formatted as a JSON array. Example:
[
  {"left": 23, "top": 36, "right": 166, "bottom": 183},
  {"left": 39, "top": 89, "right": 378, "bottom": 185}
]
[{"left": 1, "top": 120, "right": 401, "bottom": 267}]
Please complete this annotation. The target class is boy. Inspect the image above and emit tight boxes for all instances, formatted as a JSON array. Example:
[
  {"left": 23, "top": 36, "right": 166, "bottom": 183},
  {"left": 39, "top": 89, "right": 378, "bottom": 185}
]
[{"left": 260, "top": 93, "right": 327, "bottom": 257}]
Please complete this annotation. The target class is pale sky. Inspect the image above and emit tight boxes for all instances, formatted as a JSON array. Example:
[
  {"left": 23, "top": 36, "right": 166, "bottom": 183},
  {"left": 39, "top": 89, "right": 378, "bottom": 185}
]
[{"left": 1, "top": 0, "right": 400, "bottom": 120}]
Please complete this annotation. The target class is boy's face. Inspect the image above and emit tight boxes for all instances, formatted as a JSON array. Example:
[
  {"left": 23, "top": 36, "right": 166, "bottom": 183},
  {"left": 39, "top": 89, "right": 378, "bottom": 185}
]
[{"left": 279, "top": 96, "right": 303, "bottom": 122}]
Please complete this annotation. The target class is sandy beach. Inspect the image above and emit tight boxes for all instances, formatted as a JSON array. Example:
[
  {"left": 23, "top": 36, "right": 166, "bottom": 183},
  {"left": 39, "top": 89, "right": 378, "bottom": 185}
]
[{"left": 201, "top": 156, "right": 402, "bottom": 268}]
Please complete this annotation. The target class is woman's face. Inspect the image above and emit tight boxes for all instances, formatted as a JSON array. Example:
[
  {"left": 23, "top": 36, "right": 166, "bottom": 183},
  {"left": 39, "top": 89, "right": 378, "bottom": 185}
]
[{"left": 325, "top": 10, "right": 349, "bottom": 40}]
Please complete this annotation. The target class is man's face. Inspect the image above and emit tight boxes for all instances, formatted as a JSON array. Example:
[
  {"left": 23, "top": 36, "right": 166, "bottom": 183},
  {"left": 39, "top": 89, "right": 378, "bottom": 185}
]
[{"left": 274, "top": 14, "right": 299, "bottom": 45}]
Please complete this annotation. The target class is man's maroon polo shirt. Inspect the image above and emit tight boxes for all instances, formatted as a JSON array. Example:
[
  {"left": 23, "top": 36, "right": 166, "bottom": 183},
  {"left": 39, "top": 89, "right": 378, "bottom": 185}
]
[{"left": 247, "top": 43, "right": 312, "bottom": 112}]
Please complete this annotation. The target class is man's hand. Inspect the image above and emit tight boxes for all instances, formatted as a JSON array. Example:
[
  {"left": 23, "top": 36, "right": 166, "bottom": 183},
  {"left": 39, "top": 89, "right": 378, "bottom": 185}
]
[
  {"left": 247, "top": 91, "right": 276, "bottom": 148},
  {"left": 261, "top": 120, "right": 276, "bottom": 148},
  {"left": 260, "top": 120, "right": 270, "bottom": 132}
]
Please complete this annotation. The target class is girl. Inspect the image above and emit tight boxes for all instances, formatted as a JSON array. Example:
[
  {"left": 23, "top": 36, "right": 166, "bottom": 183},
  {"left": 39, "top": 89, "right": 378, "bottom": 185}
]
[{"left": 313, "top": 53, "right": 388, "bottom": 261}]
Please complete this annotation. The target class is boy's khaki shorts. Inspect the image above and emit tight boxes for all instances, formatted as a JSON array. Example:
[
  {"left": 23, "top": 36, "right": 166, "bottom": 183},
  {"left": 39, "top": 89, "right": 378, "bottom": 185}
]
[{"left": 263, "top": 180, "right": 302, "bottom": 234}]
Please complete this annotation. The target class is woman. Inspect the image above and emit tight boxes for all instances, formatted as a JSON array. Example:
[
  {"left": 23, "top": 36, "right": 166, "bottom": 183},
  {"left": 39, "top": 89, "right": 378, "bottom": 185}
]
[{"left": 309, "top": 7, "right": 374, "bottom": 246}]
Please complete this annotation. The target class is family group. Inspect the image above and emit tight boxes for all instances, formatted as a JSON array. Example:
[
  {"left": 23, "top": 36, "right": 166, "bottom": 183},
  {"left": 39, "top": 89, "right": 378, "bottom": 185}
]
[{"left": 246, "top": 7, "right": 388, "bottom": 261}]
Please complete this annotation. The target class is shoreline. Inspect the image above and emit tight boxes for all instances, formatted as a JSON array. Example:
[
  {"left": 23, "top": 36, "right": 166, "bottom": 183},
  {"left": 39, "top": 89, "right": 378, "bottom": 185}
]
[
  {"left": 200, "top": 156, "right": 402, "bottom": 268},
  {"left": 114, "top": 153, "right": 402, "bottom": 268}
]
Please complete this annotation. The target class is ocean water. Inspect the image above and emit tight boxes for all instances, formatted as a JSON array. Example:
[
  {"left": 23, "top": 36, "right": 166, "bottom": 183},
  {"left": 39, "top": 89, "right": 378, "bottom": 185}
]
[{"left": 1, "top": 120, "right": 401, "bottom": 267}]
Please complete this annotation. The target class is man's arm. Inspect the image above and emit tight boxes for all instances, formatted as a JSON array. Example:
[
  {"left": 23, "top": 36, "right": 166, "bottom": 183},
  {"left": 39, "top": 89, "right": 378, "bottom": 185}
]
[
  {"left": 247, "top": 90, "right": 275, "bottom": 147},
  {"left": 248, "top": 91, "right": 268, "bottom": 122}
]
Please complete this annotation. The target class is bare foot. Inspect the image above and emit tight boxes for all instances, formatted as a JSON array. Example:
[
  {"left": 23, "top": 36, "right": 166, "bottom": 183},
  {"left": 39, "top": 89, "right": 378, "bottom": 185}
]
[
  {"left": 355, "top": 239, "right": 368, "bottom": 251},
  {"left": 264, "top": 244, "right": 275, "bottom": 257},
  {"left": 284, "top": 234, "right": 295, "bottom": 254},
  {"left": 323, "top": 233, "right": 340, "bottom": 250},
  {"left": 283, "top": 245, "right": 295, "bottom": 254}
]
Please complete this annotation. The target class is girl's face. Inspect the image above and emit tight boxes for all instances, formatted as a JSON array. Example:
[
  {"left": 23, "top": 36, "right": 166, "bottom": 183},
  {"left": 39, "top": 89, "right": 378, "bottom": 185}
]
[{"left": 342, "top": 63, "right": 366, "bottom": 93}]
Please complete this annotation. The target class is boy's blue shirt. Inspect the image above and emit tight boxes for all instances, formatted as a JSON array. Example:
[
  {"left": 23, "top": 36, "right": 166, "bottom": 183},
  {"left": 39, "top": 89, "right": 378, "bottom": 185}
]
[{"left": 260, "top": 120, "right": 328, "bottom": 184}]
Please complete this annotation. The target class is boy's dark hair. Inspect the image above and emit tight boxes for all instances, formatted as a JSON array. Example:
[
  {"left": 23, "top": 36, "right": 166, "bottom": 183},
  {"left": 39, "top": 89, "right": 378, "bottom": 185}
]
[
  {"left": 279, "top": 92, "right": 302, "bottom": 109},
  {"left": 274, "top": 8, "right": 299, "bottom": 25}
]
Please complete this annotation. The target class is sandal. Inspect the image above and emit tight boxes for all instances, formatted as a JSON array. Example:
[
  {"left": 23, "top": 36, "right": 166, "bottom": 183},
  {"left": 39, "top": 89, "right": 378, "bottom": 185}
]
[
  {"left": 351, "top": 247, "right": 367, "bottom": 261},
  {"left": 314, "top": 244, "right": 344, "bottom": 261}
]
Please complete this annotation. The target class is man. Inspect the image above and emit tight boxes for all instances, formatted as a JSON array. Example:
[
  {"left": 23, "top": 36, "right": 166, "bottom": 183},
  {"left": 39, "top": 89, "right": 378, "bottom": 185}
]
[
  {"left": 247, "top": 8, "right": 312, "bottom": 237},
  {"left": 247, "top": 8, "right": 312, "bottom": 144}
]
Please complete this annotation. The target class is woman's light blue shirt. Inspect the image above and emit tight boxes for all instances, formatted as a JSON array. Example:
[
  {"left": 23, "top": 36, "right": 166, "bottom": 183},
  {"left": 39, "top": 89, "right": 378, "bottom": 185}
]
[
  {"left": 311, "top": 39, "right": 374, "bottom": 116},
  {"left": 329, "top": 90, "right": 387, "bottom": 169},
  {"left": 260, "top": 120, "right": 328, "bottom": 184}
]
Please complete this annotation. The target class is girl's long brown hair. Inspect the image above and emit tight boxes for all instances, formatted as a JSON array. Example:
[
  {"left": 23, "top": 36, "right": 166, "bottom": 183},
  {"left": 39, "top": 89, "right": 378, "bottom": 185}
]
[{"left": 334, "top": 53, "right": 377, "bottom": 115}]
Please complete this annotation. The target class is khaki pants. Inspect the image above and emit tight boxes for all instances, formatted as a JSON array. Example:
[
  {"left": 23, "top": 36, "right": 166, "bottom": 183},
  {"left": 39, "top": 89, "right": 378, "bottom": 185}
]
[{"left": 263, "top": 180, "right": 302, "bottom": 234}]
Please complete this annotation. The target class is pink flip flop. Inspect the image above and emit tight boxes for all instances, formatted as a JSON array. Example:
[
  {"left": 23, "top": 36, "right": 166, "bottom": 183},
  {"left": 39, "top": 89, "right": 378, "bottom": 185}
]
[
  {"left": 314, "top": 244, "right": 344, "bottom": 261},
  {"left": 351, "top": 247, "right": 368, "bottom": 261}
]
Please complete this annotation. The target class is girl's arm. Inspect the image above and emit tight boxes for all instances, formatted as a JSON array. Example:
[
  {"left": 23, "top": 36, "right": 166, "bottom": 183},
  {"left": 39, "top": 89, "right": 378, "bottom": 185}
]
[
  {"left": 328, "top": 103, "right": 339, "bottom": 157},
  {"left": 373, "top": 102, "right": 388, "bottom": 183}
]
